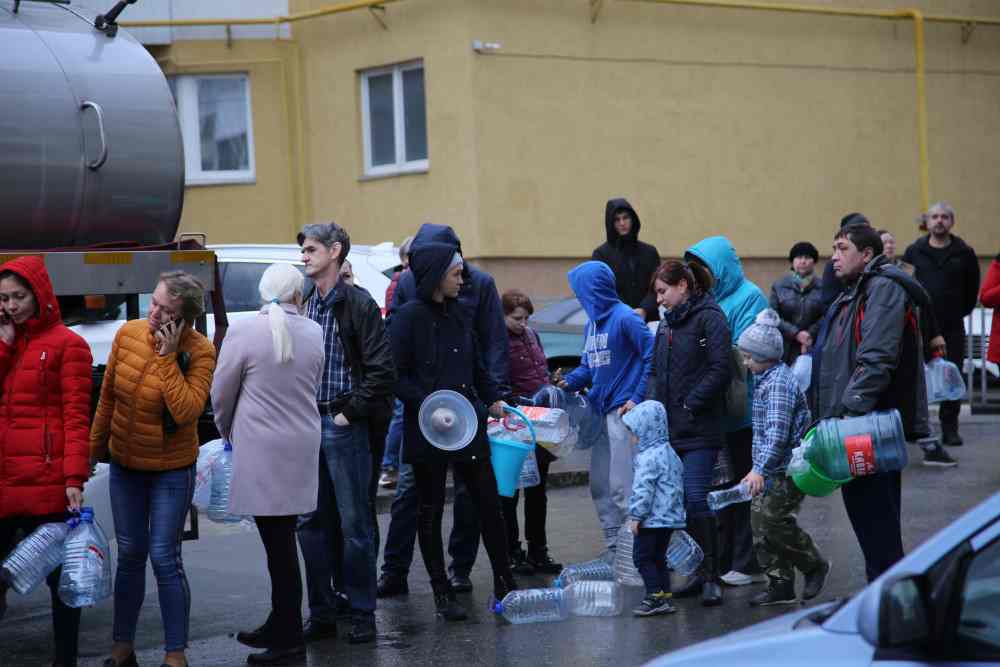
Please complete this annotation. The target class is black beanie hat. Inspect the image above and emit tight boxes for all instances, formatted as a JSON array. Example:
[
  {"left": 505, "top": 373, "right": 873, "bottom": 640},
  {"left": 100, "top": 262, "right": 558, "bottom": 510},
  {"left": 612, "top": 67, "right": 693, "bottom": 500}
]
[
  {"left": 840, "top": 212, "right": 870, "bottom": 228},
  {"left": 788, "top": 241, "right": 819, "bottom": 263}
]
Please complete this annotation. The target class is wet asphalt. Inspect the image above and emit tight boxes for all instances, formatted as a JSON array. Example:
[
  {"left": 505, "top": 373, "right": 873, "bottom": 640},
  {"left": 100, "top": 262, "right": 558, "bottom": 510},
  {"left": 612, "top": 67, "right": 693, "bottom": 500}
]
[{"left": 2, "top": 419, "right": 998, "bottom": 667}]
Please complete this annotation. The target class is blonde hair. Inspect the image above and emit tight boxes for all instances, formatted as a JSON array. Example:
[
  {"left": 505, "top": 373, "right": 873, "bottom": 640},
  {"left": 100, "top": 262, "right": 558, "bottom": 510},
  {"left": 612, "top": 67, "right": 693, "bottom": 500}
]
[
  {"left": 158, "top": 271, "right": 205, "bottom": 324},
  {"left": 258, "top": 263, "right": 304, "bottom": 363}
]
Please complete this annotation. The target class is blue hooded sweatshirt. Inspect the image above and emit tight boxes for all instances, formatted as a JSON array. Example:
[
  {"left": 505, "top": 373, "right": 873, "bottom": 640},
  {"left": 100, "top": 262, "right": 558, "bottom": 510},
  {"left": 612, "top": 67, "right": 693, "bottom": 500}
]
[
  {"left": 623, "top": 401, "right": 685, "bottom": 529},
  {"left": 685, "top": 236, "right": 768, "bottom": 431},
  {"left": 564, "top": 261, "right": 654, "bottom": 416}
]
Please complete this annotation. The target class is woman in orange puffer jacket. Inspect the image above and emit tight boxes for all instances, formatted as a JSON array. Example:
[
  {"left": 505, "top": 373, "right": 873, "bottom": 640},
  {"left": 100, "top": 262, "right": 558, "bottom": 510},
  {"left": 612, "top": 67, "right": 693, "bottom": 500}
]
[
  {"left": 0, "top": 256, "right": 93, "bottom": 665},
  {"left": 91, "top": 271, "right": 216, "bottom": 667}
]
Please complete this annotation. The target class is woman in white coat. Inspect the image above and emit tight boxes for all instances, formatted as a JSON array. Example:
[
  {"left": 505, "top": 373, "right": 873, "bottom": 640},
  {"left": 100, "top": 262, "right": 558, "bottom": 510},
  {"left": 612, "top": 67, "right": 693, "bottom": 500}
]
[{"left": 210, "top": 263, "right": 324, "bottom": 666}]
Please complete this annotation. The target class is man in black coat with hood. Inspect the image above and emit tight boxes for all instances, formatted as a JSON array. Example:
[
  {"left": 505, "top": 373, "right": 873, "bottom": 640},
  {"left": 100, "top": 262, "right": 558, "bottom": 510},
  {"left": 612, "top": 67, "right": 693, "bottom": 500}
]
[
  {"left": 592, "top": 198, "right": 661, "bottom": 322},
  {"left": 378, "top": 223, "right": 510, "bottom": 597}
]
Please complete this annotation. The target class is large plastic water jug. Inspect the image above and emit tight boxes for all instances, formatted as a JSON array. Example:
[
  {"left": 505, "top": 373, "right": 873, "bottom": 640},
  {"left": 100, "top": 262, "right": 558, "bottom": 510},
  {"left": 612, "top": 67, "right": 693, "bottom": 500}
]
[
  {"left": 58, "top": 508, "right": 112, "bottom": 608},
  {"left": 802, "top": 410, "right": 908, "bottom": 481},
  {"left": 613, "top": 523, "right": 644, "bottom": 587},
  {"left": 566, "top": 580, "right": 624, "bottom": 617},
  {"left": 491, "top": 587, "right": 569, "bottom": 624},
  {"left": 1, "top": 522, "right": 71, "bottom": 594},
  {"left": 666, "top": 530, "right": 703, "bottom": 577},
  {"left": 553, "top": 556, "right": 615, "bottom": 589},
  {"left": 208, "top": 442, "right": 243, "bottom": 523},
  {"left": 925, "top": 357, "right": 966, "bottom": 403}
]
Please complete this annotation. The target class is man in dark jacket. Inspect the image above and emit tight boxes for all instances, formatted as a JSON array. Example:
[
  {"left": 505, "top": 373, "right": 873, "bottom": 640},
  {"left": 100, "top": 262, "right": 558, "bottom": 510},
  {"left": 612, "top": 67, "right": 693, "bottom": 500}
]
[
  {"left": 817, "top": 225, "right": 931, "bottom": 582},
  {"left": 592, "top": 198, "right": 661, "bottom": 322},
  {"left": 295, "top": 222, "right": 397, "bottom": 644},
  {"left": 378, "top": 223, "right": 510, "bottom": 597},
  {"left": 818, "top": 212, "right": 869, "bottom": 313},
  {"left": 903, "top": 202, "right": 981, "bottom": 446}
]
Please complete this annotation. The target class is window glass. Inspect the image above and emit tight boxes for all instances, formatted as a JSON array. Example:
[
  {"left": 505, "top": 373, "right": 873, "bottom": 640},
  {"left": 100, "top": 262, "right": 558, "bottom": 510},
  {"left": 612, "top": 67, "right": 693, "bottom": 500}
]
[
  {"left": 219, "top": 263, "right": 270, "bottom": 313},
  {"left": 368, "top": 73, "right": 396, "bottom": 167},
  {"left": 198, "top": 77, "right": 250, "bottom": 172},
  {"left": 957, "top": 537, "right": 1000, "bottom": 657},
  {"left": 403, "top": 67, "right": 427, "bottom": 161}
]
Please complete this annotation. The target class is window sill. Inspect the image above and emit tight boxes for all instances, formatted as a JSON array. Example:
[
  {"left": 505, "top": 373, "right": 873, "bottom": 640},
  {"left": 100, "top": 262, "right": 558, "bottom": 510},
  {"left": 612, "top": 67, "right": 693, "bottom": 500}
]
[
  {"left": 186, "top": 174, "right": 257, "bottom": 187},
  {"left": 358, "top": 166, "right": 429, "bottom": 182}
]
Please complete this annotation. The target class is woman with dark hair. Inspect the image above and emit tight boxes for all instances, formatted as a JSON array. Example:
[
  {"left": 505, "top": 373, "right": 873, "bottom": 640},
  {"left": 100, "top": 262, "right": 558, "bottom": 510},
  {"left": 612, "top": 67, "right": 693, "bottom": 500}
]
[
  {"left": 0, "top": 257, "right": 93, "bottom": 666},
  {"left": 92, "top": 271, "right": 217, "bottom": 667},
  {"left": 769, "top": 241, "right": 826, "bottom": 363},
  {"left": 389, "top": 241, "right": 515, "bottom": 621},
  {"left": 646, "top": 260, "right": 731, "bottom": 606},
  {"left": 500, "top": 289, "right": 562, "bottom": 575}
]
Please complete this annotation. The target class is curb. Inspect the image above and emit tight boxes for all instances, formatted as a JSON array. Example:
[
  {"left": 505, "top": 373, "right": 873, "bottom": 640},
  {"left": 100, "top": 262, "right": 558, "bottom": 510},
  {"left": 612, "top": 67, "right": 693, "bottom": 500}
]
[{"left": 374, "top": 468, "right": 590, "bottom": 514}]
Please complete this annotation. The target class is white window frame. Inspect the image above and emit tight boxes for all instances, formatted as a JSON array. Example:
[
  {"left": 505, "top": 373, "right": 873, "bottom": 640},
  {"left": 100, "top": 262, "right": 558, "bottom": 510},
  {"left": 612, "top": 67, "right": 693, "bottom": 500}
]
[
  {"left": 360, "top": 61, "right": 428, "bottom": 177},
  {"left": 171, "top": 73, "right": 256, "bottom": 186}
]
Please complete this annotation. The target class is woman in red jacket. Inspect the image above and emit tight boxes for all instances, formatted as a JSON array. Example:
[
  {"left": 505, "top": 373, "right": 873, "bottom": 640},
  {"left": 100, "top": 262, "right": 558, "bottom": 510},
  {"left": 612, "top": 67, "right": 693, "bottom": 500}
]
[
  {"left": 0, "top": 256, "right": 93, "bottom": 666},
  {"left": 980, "top": 252, "right": 1000, "bottom": 365}
]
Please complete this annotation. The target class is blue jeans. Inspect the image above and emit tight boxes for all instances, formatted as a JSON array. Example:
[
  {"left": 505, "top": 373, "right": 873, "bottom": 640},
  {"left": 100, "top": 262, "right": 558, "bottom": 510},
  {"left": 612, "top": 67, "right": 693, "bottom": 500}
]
[
  {"left": 379, "top": 463, "right": 480, "bottom": 579},
  {"left": 679, "top": 448, "right": 718, "bottom": 518},
  {"left": 109, "top": 463, "right": 195, "bottom": 652},
  {"left": 381, "top": 400, "right": 404, "bottom": 470},
  {"left": 297, "top": 417, "right": 377, "bottom": 618}
]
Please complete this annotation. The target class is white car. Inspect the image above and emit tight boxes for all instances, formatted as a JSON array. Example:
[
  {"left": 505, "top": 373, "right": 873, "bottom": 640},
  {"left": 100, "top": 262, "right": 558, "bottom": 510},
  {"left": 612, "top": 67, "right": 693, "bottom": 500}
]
[{"left": 72, "top": 242, "right": 399, "bottom": 366}]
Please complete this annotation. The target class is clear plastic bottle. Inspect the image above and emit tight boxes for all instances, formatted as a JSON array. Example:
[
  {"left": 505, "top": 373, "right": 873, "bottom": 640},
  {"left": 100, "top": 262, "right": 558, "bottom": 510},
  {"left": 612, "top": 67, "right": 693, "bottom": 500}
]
[
  {"left": 58, "top": 508, "right": 112, "bottom": 608},
  {"left": 613, "top": 523, "right": 644, "bottom": 587},
  {"left": 707, "top": 481, "right": 754, "bottom": 511},
  {"left": 208, "top": 442, "right": 242, "bottom": 523},
  {"left": 925, "top": 357, "right": 966, "bottom": 403},
  {"left": 491, "top": 587, "right": 568, "bottom": 624},
  {"left": 786, "top": 446, "right": 810, "bottom": 476},
  {"left": 519, "top": 449, "right": 541, "bottom": 488},
  {"left": 1, "top": 522, "right": 71, "bottom": 594},
  {"left": 566, "top": 580, "right": 624, "bottom": 617},
  {"left": 665, "top": 530, "right": 703, "bottom": 577},
  {"left": 553, "top": 557, "right": 615, "bottom": 588}
]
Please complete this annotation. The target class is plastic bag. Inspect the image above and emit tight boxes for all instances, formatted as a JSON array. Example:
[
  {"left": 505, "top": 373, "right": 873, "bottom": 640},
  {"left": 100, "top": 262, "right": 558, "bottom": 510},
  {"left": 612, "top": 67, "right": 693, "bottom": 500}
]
[
  {"left": 532, "top": 385, "right": 602, "bottom": 452},
  {"left": 791, "top": 354, "right": 812, "bottom": 393},
  {"left": 519, "top": 449, "right": 541, "bottom": 488},
  {"left": 193, "top": 439, "right": 226, "bottom": 510}
]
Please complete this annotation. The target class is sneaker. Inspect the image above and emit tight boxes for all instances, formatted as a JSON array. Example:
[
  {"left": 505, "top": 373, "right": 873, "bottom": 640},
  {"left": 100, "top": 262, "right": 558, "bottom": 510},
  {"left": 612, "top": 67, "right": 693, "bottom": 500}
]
[
  {"left": 633, "top": 592, "right": 677, "bottom": 617},
  {"left": 379, "top": 468, "right": 399, "bottom": 489},
  {"left": 922, "top": 443, "right": 958, "bottom": 467},
  {"left": 720, "top": 570, "right": 766, "bottom": 586},
  {"left": 749, "top": 582, "right": 797, "bottom": 607},
  {"left": 802, "top": 560, "right": 832, "bottom": 601}
]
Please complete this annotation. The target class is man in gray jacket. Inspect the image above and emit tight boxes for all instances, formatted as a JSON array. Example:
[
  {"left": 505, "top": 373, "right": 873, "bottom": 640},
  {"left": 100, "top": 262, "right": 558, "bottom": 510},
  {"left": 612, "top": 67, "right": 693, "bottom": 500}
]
[{"left": 815, "top": 224, "right": 930, "bottom": 582}]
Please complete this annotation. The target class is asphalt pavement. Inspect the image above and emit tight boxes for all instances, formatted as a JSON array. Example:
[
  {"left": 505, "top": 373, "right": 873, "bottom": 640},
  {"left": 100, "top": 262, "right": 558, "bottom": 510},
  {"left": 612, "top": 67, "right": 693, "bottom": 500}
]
[{"left": 2, "top": 418, "right": 998, "bottom": 667}]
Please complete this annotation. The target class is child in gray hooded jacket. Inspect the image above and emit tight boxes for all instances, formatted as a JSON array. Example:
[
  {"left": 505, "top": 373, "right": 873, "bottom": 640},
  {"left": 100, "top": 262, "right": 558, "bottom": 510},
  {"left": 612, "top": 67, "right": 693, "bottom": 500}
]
[{"left": 623, "top": 400, "right": 686, "bottom": 617}]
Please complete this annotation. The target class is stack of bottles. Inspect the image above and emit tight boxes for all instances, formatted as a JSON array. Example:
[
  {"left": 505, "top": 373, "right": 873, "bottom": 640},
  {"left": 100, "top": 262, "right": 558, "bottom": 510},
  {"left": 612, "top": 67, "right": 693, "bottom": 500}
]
[
  {"left": 492, "top": 581, "right": 624, "bottom": 624},
  {"left": 787, "top": 410, "right": 908, "bottom": 497},
  {"left": 613, "top": 523, "right": 644, "bottom": 587},
  {"left": 207, "top": 442, "right": 245, "bottom": 524},
  {"left": 925, "top": 356, "right": 966, "bottom": 403},
  {"left": 58, "top": 508, "right": 113, "bottom": 608}
]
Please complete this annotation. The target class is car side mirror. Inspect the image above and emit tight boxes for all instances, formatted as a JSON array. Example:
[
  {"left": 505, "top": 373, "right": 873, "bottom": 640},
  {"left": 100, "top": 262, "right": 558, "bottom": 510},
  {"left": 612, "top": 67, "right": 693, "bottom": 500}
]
[{"left": 858, "top": 575, "right": 931, "bottom": 649}]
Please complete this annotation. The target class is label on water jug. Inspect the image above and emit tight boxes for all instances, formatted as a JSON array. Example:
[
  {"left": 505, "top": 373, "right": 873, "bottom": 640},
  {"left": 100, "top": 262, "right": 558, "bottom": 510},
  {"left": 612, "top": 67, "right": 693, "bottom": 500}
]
[{"left": 845, "top": 434, "right": 876, "bottom": 476}]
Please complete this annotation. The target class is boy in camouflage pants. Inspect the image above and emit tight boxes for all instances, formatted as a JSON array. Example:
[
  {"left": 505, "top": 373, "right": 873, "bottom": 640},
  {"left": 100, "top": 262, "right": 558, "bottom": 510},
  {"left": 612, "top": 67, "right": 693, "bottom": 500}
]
[{"left": 737, "top": 309, "right": 831, "bottom": 606}]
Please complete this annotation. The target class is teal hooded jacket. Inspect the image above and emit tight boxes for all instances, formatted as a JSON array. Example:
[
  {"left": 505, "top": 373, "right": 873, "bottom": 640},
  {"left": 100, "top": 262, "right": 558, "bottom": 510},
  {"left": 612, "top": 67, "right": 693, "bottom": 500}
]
[{"left": 686, "top": 236, "right": 768, "bottom": 431}]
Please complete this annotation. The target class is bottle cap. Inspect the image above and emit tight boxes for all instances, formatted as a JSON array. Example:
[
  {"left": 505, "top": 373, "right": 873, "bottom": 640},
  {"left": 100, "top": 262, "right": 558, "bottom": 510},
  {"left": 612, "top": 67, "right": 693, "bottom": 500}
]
[{"left": 224, "top": 441, "right": 233, "bottom": 451}]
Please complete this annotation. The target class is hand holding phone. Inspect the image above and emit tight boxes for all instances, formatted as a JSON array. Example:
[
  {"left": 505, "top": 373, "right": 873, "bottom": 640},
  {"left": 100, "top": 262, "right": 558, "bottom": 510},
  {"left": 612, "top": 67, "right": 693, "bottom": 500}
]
[{"left": 155, "top": 318, "right": 185, "bottom": 357}]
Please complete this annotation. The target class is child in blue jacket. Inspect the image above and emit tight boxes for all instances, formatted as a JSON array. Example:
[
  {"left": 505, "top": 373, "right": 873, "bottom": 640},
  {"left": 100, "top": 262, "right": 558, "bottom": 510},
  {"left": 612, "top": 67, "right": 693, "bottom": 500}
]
[{"left": 623, "top": 400, "right": 686, "bottom": 617}]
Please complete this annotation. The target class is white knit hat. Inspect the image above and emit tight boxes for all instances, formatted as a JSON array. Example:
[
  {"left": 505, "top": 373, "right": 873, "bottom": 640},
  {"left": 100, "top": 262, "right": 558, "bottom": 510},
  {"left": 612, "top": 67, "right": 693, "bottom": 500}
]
[{"left": 738, "top": 309, "right": 784, "bottom": 362}]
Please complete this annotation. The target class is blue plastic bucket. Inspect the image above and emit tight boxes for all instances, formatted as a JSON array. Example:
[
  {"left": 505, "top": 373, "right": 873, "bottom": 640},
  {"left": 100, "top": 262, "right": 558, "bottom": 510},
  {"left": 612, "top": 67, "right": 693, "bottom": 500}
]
[{"left": 489, "top": 406, "right": 537, "bottom": 498}]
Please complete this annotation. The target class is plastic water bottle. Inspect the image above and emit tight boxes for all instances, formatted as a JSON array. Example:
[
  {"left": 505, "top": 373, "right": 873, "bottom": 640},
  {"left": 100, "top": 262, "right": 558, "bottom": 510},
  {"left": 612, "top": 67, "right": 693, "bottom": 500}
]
[
  {"left": 566, "top": 580, "right": 624, "bottom": 617},
  {"left": 802, "top": 410, "right": 908, "bottom": 480},
  {"left": 613, "top": 523, "right": 644, "bottom": 587},
  {"left": 665, "top": 530, "right": 703, "bottom": 577},
  {"left": 1, "top": 522, "right": 71, "bottom": 594},
  {"left": 519, "top": 449, "right": 541, "bottom": 488},
  {"left": 208, "top": 442, "right": 242, "bottom": 523},
  {"left": 58, "top": 508, "right": 112, "bottom": 608},
  {"left": 491, "top": 587, "right": 569, "bottom": 624},
  {"left": 925, "top": 357, "right": 966, "bottom": 403},
  {"left": 786, "top": 446, "right": 810, "bottom": 476},
  {"left": 553, "top": 557, "right": 615, "bottom": 588},
  {"left": 707, "top": 481, "right": 755, "bottom": 511}
]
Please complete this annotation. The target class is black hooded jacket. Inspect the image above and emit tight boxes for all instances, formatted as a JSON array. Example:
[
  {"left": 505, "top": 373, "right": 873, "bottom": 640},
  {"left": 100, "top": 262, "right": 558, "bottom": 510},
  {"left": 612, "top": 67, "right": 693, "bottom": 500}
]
[
  {"left": 592, "top": 198, "right": 661, "bottom": 321},
  {"left": 389, "top": 241, "right": 500, "bottom": 464},
  {"left": 903, "top": 234, "right": 981, "bottom": 332},
  {"left": 389, "top": 223, "right": 510, "bottom": 397}
]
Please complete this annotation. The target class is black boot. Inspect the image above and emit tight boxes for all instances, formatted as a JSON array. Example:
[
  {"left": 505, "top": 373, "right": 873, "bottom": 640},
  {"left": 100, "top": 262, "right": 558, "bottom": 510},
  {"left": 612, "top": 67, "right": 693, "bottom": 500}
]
[
  {"left": 237, "top": 615, "right": 279, "bottom": 649},
  {"left": 433, "top": 581, "right": 468, "bottom": 622},
  {"left": 941, "top": 424, "right": 964, "bottom": 447},
  {"left": 694, "top": 514, "right": 723, "bottom": 607},
  {"left": 493, "top": 573, "right": 518, "bottom": 603},
  {"left": 510, "top": 546, "right": 534, "bottom": 575},
  {"left": 526, "top": 546, "right": 563, "bottom": 575}
]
